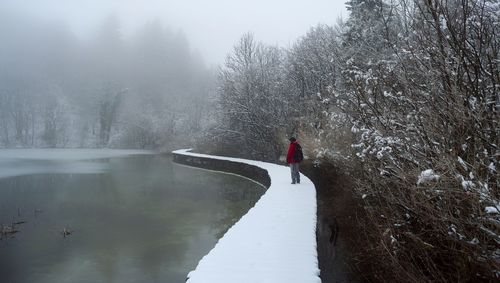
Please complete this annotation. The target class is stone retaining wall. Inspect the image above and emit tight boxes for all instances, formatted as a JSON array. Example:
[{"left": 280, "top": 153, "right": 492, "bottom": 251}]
[{"left": 172, "top": 151, "right": 271, "bottom": 189}]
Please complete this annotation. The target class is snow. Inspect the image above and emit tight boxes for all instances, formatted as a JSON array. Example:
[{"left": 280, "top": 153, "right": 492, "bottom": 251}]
[
  {"left": 462, "top": 180, "right": 475, "bottom": 190},
  {"left": 417, "top": 169, "right": 440, "bottom": 185},
  {"left": 489, "top": 162, "right": 497, "bottom": 172},
  {"left": 458, "top": 156, "right": 468, "bottom": 170},
  {"left": 485, "top": 206, "right": 500, "bottom": 214},
  {"left": 0, "top": 149, "right": 152, "bottom": 179},
  {"left": 173, "top": 149, "right": 321, "bottom": 283},
  {"left": 0, "top": 148, "right": 151, "bottom": 161}
]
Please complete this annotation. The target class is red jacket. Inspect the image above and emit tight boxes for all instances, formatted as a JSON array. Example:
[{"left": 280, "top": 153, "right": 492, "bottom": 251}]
[{"left": 287, "top": 141, "right": 299, "bottom": 164}]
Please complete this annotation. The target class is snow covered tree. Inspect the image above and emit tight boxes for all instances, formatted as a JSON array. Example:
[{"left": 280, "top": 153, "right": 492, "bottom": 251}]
[
  {"left": 215, "top": 33, "right": 294, "bottom": 160},
  {"left": 287, "top": 24, "right": 351, "bottom": 160}
]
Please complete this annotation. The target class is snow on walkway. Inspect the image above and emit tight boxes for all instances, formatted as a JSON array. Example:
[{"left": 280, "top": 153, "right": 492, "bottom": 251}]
[{"left": 173, "top": 149, "right": 321, "bottom": 283}]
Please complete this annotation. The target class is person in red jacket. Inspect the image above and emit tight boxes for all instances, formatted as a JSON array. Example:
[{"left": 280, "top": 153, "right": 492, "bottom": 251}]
[{"left": 286, "top": 137, "right": 302, "bottom": 184}]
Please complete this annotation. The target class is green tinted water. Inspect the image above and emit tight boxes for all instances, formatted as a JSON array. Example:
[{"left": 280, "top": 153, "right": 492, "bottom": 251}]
[{"left": 0, "top": 154, "right": 264, "bottom": 283}]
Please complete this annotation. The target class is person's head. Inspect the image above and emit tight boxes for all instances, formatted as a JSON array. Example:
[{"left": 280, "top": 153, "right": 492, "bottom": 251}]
[{"left": 289, "top": 137, "right": 296, "bottom": 143}]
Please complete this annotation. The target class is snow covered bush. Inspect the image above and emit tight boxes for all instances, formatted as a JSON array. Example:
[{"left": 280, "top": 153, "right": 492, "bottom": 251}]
[{"left": 328, "top": 0, "right": 500, "bottom": 281}]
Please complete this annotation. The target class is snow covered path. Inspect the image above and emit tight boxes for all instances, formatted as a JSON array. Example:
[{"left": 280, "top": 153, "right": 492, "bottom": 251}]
[{"left": 172, "top": 149, "right": 321, "bottom": 283}]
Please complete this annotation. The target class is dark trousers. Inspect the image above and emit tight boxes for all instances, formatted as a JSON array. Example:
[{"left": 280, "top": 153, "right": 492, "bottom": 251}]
[{"left": 290, "top": 163, "right": 300, "bottom": 184}]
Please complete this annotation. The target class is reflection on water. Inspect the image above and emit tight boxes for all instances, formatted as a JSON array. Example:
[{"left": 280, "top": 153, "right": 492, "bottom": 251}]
[{"left": 0, "top": 154, "right": 264, "bottom": 283}]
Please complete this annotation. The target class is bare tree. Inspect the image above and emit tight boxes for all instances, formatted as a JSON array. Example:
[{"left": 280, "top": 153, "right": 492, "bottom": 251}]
[{"left": 216, "top": 33, "right": 295, "bottom": 160}]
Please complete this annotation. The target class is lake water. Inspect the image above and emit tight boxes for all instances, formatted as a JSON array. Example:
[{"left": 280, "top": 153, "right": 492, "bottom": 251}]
[{"left": 0, "top": 150, "right": 264, "bottom": 283}]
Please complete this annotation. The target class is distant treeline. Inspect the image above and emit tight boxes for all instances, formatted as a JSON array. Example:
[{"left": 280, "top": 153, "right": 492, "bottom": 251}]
[{"left": 0, "top": 14, "right": 213, "bottom": 149}]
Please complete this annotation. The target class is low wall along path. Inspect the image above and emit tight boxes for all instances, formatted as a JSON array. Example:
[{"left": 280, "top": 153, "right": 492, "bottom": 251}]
[{"left": 172, "top": 149, "right": 321, "bottom": 283}]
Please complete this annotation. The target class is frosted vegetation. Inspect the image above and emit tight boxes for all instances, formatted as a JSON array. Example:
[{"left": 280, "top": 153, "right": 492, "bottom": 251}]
[
  {"left": 205, "top": 0, "right": 499, "bottom": 281},
  {"left": 1, "top": 0, "right": 499, "bottom": 281}
]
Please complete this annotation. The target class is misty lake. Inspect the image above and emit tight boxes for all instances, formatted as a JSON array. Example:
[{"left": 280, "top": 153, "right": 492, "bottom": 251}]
[{"left": 0, "top": 150, "right": 264, "bottom": 283}]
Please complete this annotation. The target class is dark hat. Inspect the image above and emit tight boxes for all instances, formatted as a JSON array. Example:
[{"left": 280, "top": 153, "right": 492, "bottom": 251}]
[{"left": 289, "top": 137, "right": 296, "bottom": 142}]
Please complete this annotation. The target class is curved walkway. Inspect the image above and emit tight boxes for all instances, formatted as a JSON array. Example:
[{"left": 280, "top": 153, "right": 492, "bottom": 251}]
[{"left": 172, "top": 149, "right": 321, "bottom": 283}]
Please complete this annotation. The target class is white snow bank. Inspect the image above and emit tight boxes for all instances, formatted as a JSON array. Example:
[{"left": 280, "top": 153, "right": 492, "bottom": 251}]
[
  {"left": 173, "top": 149, "right": 321, "bottom": 283},
  {"left": 417, "top": 169, "right": 440, "bottom": 185},
  {"left": 485, "top": 206, "right": 500, "bottom": 214},
  {"left": 0, "top": 148, "right": 151, "bottom": 161},
  {"left": 0, "top": 149, "right": 152, "bottom": 179},
  {"left": 461, "top": 180, "right": 475, "bottom": 190}
]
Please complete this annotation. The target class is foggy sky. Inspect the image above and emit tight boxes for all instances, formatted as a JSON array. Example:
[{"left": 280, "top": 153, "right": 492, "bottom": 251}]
[{"left": 2, "top": 0, "right": 348, "bottom": 65}]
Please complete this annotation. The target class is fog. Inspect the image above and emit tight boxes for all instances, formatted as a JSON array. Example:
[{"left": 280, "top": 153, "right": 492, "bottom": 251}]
[
  {"left": 0, "top": 0, "right": 347, "bottom": 150},
  {"left": 1, "top": 0, "right": 348, "bottom": 64}
]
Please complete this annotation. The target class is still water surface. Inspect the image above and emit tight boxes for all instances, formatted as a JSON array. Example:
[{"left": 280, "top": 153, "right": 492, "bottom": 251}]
[{"left": 0, "top": 151, "right": 264, "bottom": 283}]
